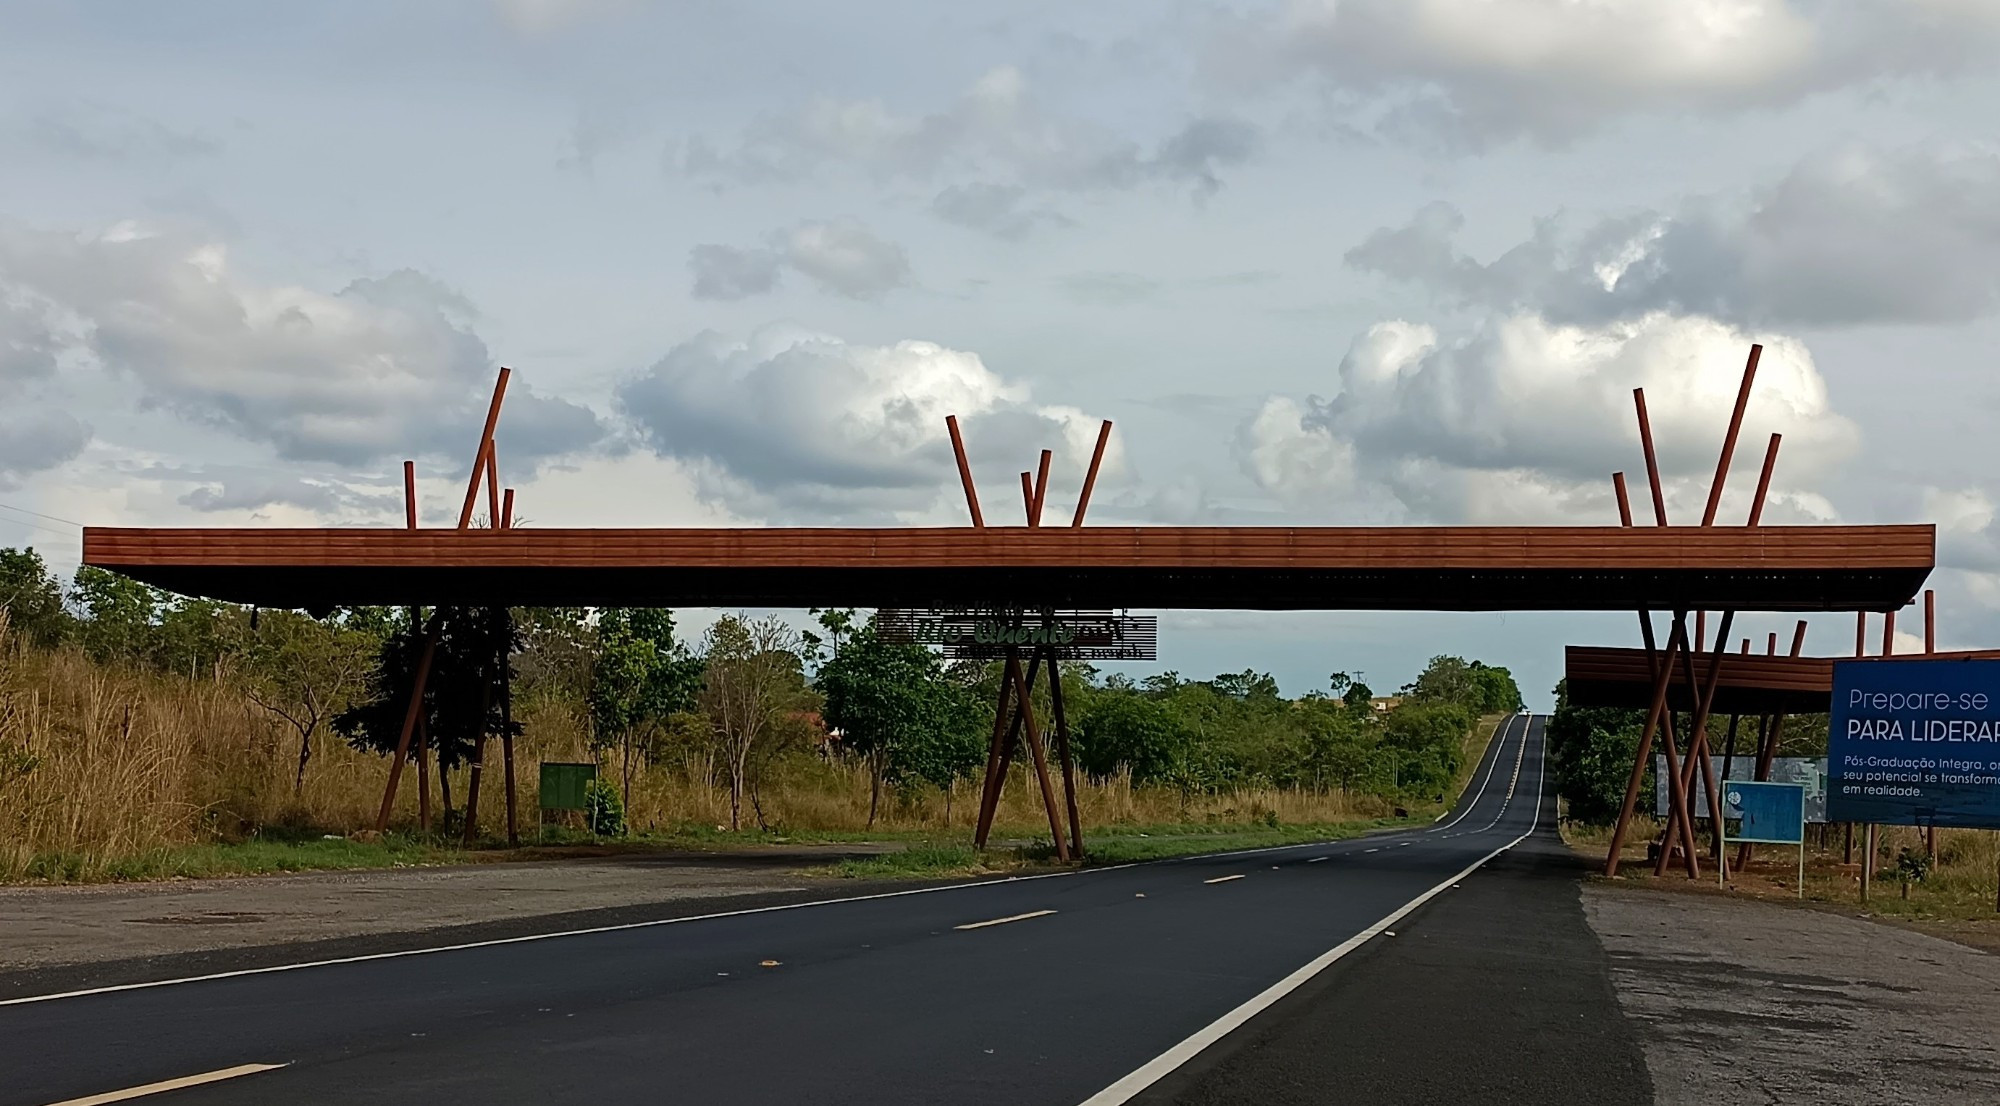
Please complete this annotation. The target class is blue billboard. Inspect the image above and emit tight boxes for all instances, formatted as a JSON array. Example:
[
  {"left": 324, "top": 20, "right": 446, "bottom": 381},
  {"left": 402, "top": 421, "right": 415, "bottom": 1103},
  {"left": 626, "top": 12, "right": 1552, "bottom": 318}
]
[
  {"left": 1827, "top": 659, "right": 2000, "bottom": 828},
  {"left": 1720, "top": 781, "right": 1805, "bottom": 844}
]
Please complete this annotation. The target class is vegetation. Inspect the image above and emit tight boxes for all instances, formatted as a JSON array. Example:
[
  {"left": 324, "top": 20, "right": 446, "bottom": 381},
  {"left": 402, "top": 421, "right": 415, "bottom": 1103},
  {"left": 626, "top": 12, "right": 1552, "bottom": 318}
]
[{"left": 0, "top": 545, "right": 1520, "bottom": 883}]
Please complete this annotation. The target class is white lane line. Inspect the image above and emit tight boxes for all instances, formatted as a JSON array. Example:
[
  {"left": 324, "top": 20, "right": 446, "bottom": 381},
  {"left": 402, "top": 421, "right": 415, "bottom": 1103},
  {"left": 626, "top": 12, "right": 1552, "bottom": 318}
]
[
  {"left": 954, "top": 909, "right": 1056, "bottom": 931},
  {"left": 43, "top": 1063, "right": 287, "bottom": 1105},
  {"left": 0, "top": 863, "right": 1138, "bottom": 1009},
  {"left": 1305, "top": 857, "right": 1328, "bottom": 864},
  {"left": 1203, "top": 874, "right": 1245, "bottom": 885},
  {"left": 1428, "top": 713, "right": 1521, "bottom": 835},
  {"left": 1363, "top": 848, "right": 1380, "bottom": 854},
  {"left": 1078, "top": 732, "right": 1546, "bottom": 1106}
]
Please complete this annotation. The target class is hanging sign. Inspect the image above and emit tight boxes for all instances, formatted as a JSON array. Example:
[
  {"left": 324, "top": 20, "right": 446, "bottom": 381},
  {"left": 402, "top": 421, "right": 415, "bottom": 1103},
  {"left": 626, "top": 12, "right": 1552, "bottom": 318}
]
[{"left": 875, "top": 608, "right": 1157, "bottom": 660}]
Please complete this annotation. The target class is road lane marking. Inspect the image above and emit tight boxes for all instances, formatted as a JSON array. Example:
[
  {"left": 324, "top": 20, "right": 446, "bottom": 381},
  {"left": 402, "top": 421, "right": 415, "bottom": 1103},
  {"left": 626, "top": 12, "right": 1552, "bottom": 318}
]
[
  {"left": 1079, "top": 732, "right": 1546, "bottom": 1106},
  {"left": 1428, "top": 713, "right": 1522, "bottom": 835},
  {"left": 43, "top": 1063, "right": 287, "bottom": 1105},
  {"left": 954, "top": 909, "right": 1056, "bottom": 931},
  {"left": 1202, "top": 874, "right": 1245, "bottom": 884},
  {"left": 0, "top": 863, "right": 1142, "bottom": 1008},
  {"left": 1305, "top": 856, "right": 1328, "bottom": 863},
  {"left": 1363, "top": 848, "right": 1380, "bottom": 853}
]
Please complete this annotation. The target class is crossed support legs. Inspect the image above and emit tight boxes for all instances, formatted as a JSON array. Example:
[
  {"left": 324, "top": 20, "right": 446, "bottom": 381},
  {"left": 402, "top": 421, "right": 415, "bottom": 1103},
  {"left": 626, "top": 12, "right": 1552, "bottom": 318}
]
[{"left": 971, "top": 638, "right": 1084, "bottom": 860}]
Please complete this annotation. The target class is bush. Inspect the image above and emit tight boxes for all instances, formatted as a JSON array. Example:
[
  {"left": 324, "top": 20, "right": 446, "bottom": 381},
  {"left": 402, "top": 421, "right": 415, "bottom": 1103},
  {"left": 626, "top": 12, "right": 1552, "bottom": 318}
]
[{"left": 585, "top": 778, "right": 626, "bottom": 837}]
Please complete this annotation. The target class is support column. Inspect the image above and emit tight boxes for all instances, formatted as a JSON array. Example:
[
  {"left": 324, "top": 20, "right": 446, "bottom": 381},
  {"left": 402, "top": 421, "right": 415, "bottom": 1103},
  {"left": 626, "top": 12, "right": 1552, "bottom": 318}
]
[
  {"left": 374, "top": 608, "right": 445, "bottom": 833},
  {"left": 1045, "top": 650, "right": 1084, "bottom": 859},
  {"left": 1604, "top": 614, "right": 1688, "bottom": 876}
]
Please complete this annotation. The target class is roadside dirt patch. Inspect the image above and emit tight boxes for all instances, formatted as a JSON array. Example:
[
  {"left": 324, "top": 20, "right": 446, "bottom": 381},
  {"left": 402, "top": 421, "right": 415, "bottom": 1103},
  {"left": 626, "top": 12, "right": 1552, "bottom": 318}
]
[{"left": 1583, "top": 881, "right": 2000, "bottom": 1106}]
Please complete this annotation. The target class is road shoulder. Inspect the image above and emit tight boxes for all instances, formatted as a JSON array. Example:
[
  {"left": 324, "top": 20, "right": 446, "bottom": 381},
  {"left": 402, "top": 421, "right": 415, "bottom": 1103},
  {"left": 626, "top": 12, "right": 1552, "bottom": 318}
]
[
  {"left": 1582, "top": 879, "right": 2000, "bottom": 1106},
  {"left": 1135, "top": 836, "right": 1652, "bottom": 1106}
]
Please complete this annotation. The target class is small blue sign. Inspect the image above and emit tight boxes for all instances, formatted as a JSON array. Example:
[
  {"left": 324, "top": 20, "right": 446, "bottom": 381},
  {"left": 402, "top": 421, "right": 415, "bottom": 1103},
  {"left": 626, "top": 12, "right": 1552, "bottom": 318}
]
[
  {"left": 1827, "top": 659, "right": 2000, "bottom": 829},
  {"left": 1721, "top": 781, "right": 1805, "bottom": 844}
]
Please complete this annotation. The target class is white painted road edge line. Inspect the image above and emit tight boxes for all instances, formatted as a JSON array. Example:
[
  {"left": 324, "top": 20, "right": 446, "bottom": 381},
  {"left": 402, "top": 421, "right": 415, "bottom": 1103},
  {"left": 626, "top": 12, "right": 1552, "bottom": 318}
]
[
  {"left": 1429, "top": 712, "right": 1520, "bottom": 835},
  {"left": 1077, "top": 732, "right": 1545, "bottom": 1106},
  {"left": 954, "top": 909, "right": 1056, "bottom": 931},
  {"left": 44, "top": 1063, "right": 287, "bottom": 1105}
]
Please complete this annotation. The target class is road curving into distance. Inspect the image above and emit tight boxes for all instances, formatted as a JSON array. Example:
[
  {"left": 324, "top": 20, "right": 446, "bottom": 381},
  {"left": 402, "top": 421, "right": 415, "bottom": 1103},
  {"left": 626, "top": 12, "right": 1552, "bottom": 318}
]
[{"left": 3, "top": 715, "right": 1550, "bottom": 1106}]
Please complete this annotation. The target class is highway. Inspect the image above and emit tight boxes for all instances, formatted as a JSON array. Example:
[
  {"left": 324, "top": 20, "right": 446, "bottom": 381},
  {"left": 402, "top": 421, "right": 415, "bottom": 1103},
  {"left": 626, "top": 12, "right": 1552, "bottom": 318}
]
[{"left": 3, "top": 715, "right": 1555, "bottom": 1106}]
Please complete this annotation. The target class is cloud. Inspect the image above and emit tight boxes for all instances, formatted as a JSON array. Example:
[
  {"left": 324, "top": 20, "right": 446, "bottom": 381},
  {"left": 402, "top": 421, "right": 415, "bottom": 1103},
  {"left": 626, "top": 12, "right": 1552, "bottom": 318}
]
[
  {"left": 168, "top": 468, "right": 400, "bottom": 517},
  {"left": 931, "top": 183, "right": 1072, "bottom": 240},
  {"left": 0, "top": 222, "right": 604, "bottom": 468},
  {"left": 491, "top": 0, "right": 629, "bottom": 36},
  {"left": 1238, "top": 311, "right": 1857, "bottom": 524},
  {"left": 614, "top": 325, "right": 1119, "bottom": 520},
  {"left": 690, "top": 220, "right": 911, "bottom": 301},
  {"left": 0, "top": 410, "right": 90, "bottom": 489},
  {"left": 689, "top": 244, "right": 783, "bottom": 301},
  {"left": 1348, "top": 144, "right": 2000, "bottom": 328},
  {"left": 676, "top": 66, "right": 1259, "bottom": 229},
  {"left": 1242, "top": 0, "right": 2000, "bottom": 147},
  {"left": 1061, "top": 271, "right": 1162, "bottom": 306},
  {"left": 21, "top": 101, "right": 221, "bottom": 162}
]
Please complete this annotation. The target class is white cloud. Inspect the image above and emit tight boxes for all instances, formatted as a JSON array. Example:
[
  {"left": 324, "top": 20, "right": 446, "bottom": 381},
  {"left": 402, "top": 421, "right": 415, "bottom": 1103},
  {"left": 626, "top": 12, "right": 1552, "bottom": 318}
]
[
  {"left": 690, "top": 220, "right": 911, "bottom": 301},
  {"left": 0, "top": 222, "right": 604, "bottom": 468},
  {"left": 1238, "top": 311, "right": 1857, "bottom": 524},
  {"left": 677, "top": 66, "right": 1259, "bottom": 230},
  {"left": 1349, "top": 144, "right": 2000, "bottom": 327},
  {"left": 1244, "top": 0, "right": 2000, "bottom": 146},
  {"left": 614, "top": 325, "right": 1120, "bottom": 521}
]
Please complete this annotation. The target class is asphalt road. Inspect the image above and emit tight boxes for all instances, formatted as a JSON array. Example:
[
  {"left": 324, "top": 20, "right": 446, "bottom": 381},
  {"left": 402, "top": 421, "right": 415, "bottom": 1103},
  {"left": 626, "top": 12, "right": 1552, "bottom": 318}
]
[{"left": 3, "top": 714, "right": 1561, "bottom": 1106}]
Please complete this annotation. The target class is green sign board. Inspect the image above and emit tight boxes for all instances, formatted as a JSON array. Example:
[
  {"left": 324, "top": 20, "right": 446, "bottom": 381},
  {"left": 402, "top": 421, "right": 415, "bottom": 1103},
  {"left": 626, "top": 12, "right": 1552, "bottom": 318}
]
[{"left": 539, "top": 762, "right": 596, "bottom": 812}]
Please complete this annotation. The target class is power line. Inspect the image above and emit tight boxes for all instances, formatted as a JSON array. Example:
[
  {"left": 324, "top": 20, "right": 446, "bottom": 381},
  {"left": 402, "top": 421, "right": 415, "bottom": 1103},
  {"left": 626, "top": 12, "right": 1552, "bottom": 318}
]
[{"left": 0, "top": 501, "right": 83, "bottom": 529}]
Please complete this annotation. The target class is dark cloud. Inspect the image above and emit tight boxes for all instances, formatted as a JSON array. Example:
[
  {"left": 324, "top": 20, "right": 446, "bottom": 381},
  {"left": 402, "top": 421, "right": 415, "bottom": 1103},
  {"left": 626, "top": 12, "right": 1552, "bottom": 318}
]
[
  {"left": 0, "top": 410, "right": 89, "bottom": 488},
  {"left": 690, "top": 220, "right": 909, "bottom": 301}
]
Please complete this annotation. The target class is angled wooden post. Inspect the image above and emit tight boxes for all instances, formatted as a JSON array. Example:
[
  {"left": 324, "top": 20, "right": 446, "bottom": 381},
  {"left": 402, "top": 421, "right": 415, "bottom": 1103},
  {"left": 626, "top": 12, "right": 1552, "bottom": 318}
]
[
  {"left": 484, "top": 446, "right": 501, "bottom": 529},
  {"left": 1701, "top": 344, "right": 1760, "bottom": 526},
  {"left": 1008, "top": 646, "right": 1069, "bottom": 862},
  {"left": 457, "top": 368, "right": 511, "bottom": 528},
  {"left": 1019, "top": 472, "right": 1035, "bottom": 524},
  {"left": 415, "top": 711, "right": 432, "bottom": 833},
  {"left": 374, "top": 607, "right": 446, "bottom": 833},
  {"left": 973, "top": 655, "right": 1017, "bottom": 849},
  {"left": 1044, "top": 647, "right": 1083, "bottom": 859},
  {"left": 945, "top": 415, "right": 985, "bottom": 527},
  {"left": 502, "top": 489, "right": 516, "bottom": 529},
  {"left": 1072, "top": 420, "right": 1113, "bottom": 527},
  {"left": 1031, "top": 449, "right": 1052, "bottom": 526},
  {"left": 1747, "top": 434, "right": 1781, "bottom": 525},
  {"left": 1633, "top": 389, "right": 1669, "bottom": 526},
  {"left": 1604, "top": 613, "right": 1686, "bottom": 876}
]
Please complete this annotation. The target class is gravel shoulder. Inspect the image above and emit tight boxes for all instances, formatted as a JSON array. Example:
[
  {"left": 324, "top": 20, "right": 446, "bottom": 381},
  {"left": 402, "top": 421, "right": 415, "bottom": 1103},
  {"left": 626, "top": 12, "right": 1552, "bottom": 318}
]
[
  {"left": 0, "top": 845, "right": 889, "bottom": 973},
  {"left": 1582, "top": 881, "right": 2000, "bottom": 1106}
]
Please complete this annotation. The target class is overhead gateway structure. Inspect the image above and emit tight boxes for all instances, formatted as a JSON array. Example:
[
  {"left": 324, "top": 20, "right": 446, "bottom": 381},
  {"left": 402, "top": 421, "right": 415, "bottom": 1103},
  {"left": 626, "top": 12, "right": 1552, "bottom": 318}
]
[{"left": 82, "top": 356, "right": 1936, "bottom": 859}]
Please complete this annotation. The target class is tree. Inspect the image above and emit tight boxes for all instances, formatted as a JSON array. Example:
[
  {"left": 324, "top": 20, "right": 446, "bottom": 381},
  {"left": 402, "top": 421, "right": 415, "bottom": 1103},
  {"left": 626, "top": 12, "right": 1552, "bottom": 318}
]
[
  {"left": 0, "top": 548, "right": 72, "bottom": 648},
  {"left": 590, "top": 609, "right": 703, "bottom": 817},
  {"left": 818, "top": 619, "right": 984, "bottom": 825},
  {"left": 70, "top": 566, "right": 162, "bottom": 665},
  {"left": 1545, "top": 679, "right": 1647, "bottom": 824},
  {"left": 699, "top": 614, "right": 808, "bottom": 831},
  {"left": 245, "top": 610, "right": 379, "bottom": 795}
]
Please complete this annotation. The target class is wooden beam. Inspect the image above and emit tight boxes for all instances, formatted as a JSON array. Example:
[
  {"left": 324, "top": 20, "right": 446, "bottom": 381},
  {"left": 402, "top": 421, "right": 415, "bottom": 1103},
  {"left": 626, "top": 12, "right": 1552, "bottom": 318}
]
[
  {"left": 457, "top": 368, "right": 511, "bottom": 529},
  {"left": 373, "top": 607, "right": 445, "bottom": 833},
  {"left": 1747, "top": 434, "right": 1781, "bottom": 525},
  {"left": 1072, "top": 421, "right": 1113, "bottom": 527},
  {"left": 403, "top": 461, "right": 418, "bottom": 529},
  {"left": 945, "top": 415, "right": 984, "bottom": 528},
  {"left": 1702, "top": 344, "right": 1761, "bottom": 526},
  {"left": 1604, "top": 614, "right": 1686, "bottom": 876},
  {"left": 1634, "top": 388, "right": 1669, "bottom": 526},
  {"left": 1031, "top": 449, "right": 1052, "bottom": 527}
]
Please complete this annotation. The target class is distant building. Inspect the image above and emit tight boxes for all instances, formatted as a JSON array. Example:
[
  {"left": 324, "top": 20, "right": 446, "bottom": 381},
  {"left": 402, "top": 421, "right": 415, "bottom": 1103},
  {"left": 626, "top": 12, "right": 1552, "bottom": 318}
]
[{"left": 1369, "top": 696, "right": 1402, "bottom": 714}]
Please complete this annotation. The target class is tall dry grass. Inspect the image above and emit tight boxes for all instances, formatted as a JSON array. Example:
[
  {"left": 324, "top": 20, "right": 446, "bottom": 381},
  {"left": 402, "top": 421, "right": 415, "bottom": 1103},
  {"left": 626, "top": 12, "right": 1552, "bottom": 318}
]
[{"left": 0, "top": 613, "right": 1395, "bottom": 880}]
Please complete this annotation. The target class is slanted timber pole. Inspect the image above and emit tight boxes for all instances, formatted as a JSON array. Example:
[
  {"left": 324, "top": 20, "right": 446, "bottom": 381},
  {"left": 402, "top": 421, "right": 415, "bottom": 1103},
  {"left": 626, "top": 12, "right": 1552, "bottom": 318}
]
[
  {"left": 457, "top": 368, "right": 511, "bottom": 529},
  {"left": 374, "top": 607, "right": 446, "bottom": 833},
  {"left": 945, "top": 415, "right": 984, "bottom": 527}
]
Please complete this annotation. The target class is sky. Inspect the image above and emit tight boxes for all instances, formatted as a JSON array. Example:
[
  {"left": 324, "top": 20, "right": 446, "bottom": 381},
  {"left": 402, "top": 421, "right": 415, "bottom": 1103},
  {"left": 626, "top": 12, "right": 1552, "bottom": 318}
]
[{"left": 4, "top": 0, "right": 2000, "bottom": 707}]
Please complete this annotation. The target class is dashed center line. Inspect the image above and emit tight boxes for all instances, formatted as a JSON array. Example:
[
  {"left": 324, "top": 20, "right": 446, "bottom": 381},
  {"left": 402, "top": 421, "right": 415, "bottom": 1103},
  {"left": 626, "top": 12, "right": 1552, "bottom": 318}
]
[
  {"left": 1306, "top": 856, "right": 1328, "bottom": 863},
  {"left": 1203, "top": 874, "right": 1246, "bottom": 884},
  {"left": 954, "top": 909, "right": 1057, "bottom": 931},
  {"left": 1363, "top": 847, "right": 1380, "bottom": 853}
]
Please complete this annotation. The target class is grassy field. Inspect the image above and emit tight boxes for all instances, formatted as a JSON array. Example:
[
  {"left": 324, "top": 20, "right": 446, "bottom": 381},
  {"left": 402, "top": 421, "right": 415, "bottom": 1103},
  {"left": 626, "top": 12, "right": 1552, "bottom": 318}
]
[{"left": 1569, "top": 817, "right": 2000, "bottom": 948}]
